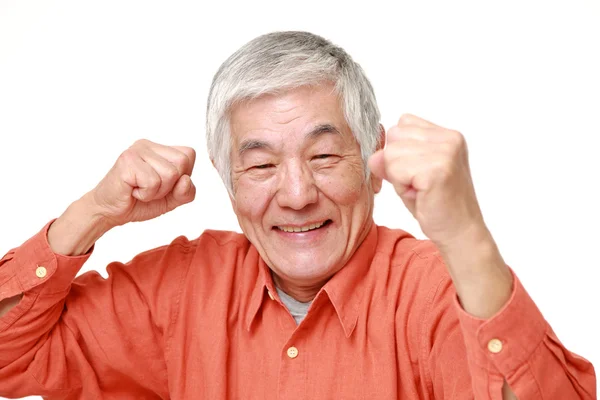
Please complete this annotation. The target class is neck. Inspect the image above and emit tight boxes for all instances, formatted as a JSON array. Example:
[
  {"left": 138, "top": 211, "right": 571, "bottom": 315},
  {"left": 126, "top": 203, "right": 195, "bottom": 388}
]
[{"left": 271, "top": 273, "right": 326, "bottom": 302}]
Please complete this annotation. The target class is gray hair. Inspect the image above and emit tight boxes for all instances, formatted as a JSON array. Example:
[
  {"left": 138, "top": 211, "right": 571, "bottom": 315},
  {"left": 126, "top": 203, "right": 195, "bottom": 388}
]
[{"left": 206, "top": 31, "right": 381, "bottom": 194}]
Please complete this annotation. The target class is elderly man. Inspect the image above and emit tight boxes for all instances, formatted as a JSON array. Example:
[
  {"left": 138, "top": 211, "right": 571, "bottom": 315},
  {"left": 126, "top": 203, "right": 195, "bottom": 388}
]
[{"left": 0, "top": 32, "right": 595, "bottom": 399}]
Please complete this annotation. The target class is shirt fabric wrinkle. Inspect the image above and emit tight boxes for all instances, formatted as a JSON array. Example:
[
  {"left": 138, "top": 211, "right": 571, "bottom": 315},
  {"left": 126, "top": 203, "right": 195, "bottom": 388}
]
[{"left": 0, "top": 219, "right": 596, "bottom": 399}]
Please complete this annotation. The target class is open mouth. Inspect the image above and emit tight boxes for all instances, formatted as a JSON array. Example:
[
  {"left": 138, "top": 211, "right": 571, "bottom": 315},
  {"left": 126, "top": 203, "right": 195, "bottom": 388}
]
[{"left": 275, "top": 219, "right": 332, "bottom": 233}]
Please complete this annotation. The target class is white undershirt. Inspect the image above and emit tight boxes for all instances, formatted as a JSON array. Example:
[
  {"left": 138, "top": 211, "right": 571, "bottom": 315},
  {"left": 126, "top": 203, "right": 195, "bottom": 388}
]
[{"left": 276, "top": 287, "right": 312, "bottom": 325}]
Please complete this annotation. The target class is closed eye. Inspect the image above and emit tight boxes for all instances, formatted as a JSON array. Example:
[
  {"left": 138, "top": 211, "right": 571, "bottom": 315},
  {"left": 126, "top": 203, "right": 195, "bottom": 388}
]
[
  {"left": 313, "top": 154, "right": 333, "bottom": 160},
  {"left": 253, "top": 164, "right": 274, "bottom": 169}
]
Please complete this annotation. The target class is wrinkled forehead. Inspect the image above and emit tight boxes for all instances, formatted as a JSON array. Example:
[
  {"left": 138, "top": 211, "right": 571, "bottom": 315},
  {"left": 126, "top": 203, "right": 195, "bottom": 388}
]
[{"left": 228, "top": 84, "right": 355, "bottom": 151}]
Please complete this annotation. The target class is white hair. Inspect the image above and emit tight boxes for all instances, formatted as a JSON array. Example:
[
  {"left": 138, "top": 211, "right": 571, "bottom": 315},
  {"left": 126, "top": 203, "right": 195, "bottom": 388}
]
[{"left": 206, "top": 31, "right": 381, "bottom": 194}]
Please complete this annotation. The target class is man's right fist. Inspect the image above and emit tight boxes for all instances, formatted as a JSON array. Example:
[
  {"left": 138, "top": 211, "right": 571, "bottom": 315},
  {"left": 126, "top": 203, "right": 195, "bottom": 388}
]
[{"left": 89, "top": 139, "right": 197, "bottom": 227}]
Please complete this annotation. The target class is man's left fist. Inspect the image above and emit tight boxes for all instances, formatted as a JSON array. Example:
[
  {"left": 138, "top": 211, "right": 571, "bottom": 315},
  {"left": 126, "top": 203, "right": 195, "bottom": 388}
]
[{"left": 368, "top": 114, "right": 486, "bottom": 248}]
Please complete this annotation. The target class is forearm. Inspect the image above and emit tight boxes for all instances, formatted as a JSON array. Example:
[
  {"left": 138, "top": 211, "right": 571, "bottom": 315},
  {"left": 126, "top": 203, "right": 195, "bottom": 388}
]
[
  {"left": 48, "top": 193, "right": 113, "bottom": 256},
  {"left": 0, "top": 196, "right": 107, "bottom": 319},
  {"left": 438, "top": 226, "right": 596, "bottom": 399},
  {"left": 0, "top": 224, "right": 93, "bottom": 379},
  {"left": 437, "top": 224, "right": 517, "bottom": 398},
  {"left": 436, "top": 224, "right": 513, "bottom": 319}
]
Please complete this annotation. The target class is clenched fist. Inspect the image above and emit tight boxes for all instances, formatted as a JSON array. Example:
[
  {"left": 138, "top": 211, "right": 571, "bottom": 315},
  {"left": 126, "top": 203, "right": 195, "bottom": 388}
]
[
  {"left": 368, "top": 114, "right": 515, "bottom": 328},
  {"left": 90, "top": 139, "right": 197, "bottom": 227},
  {"left": 48, "top": 139, "right": 196, "bottom": 256},
  {"left": 368, "top": 114, "right": 485, "bottom": 250}
]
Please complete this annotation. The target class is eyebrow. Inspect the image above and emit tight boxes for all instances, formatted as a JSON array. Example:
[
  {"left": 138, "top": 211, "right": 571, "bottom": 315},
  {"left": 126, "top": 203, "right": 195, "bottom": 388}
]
[
  {"left": 237, "top": 124, "right": 342, "bottom": 158},
  {"left": 306, "top": 123, "right": 342, "bottom": 139},
  {"left": 237, "top": 139, "right": 272, "bottom": 157}
]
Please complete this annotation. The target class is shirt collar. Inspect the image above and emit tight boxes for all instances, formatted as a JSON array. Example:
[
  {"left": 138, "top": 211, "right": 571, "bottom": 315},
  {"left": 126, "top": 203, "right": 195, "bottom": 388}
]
[
  {"left": 321, "top": 222, "right": 378, "bottom": 337},
  {"left": 245, "top": 251, "right": 277, "bottom": 331},
  {"left": 244, "top": 221, "right": 379, "bottom": 337}
]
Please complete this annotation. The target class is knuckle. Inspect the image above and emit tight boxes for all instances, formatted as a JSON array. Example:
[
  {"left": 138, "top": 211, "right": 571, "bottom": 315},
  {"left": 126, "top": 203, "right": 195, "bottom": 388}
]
[
  {"left": 163, "top": 164, "right": 180, "bottom": 182},
  {"left": 144, "top": 173, "right": 161, "bottom": 189},
  {"left": 440, "top": 141, "right": 456, "bottom": 155},
  {"left": 117, "top": 149, "right": 136, "bottom": 165},
  {"left": 173, "top": 155, "right": 189, "bottom": 173},
  {"left": 449, "top": 130, "right": 465, "bottom": 146},
  {"left": 387, "top": 125, "right": 403, "bottom": 141},
  {"left": 133, "top": 138, "right": 149, "bottom": 148},
  {"left": 188, "top": 150, "right": 197, "bottom": 168},
  {"left": 186, "top": 147, "right": 197, "bottom": 160},
  {"left": 398, "top": 113, "right": 416, "bottom": 125}
]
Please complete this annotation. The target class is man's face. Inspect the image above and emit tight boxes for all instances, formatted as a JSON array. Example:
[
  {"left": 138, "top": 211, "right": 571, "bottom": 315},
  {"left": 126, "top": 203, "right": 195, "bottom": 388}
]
[{"left": 229, "top": 83, "right": 382, "bottom": 291}]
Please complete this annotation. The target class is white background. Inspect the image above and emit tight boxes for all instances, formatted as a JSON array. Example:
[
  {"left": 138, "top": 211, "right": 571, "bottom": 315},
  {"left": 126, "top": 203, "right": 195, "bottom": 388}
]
[{"left": 1, "top": 1, "right": 598, "bottom": 398}]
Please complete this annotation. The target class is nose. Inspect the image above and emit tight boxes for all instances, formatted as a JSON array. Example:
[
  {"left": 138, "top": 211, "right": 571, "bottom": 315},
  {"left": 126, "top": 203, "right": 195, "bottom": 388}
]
[{"left": 275, "top": 159, "right": 318, "bottom": 210}]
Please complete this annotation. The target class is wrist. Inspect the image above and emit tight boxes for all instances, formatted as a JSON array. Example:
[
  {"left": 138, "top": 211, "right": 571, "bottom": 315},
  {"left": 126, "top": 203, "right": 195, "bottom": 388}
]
[
  {"left": 436, "top": 223, "right": 514, "bottom": 319},
  {"left": 47, "top": 193, "right": 114, "bottom": 256},
  {"left": 437, "top": 223, "right": 494, "bottom": 267},
  {"left": 435, "top": 219, "right": 490, "bottom": 256}
]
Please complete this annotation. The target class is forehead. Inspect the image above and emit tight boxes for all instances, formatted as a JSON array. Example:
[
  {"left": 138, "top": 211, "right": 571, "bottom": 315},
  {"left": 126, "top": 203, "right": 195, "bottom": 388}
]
[{"left": 229, "top": 84, "right": 351, "bottom": 148}]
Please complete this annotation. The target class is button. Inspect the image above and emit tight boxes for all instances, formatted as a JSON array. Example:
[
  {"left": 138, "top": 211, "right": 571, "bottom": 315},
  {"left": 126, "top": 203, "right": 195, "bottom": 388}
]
[
  {"left": 268, "top": 291, "right": 275, "bottom": 300},
  {"left": 287, "top": 346, "right": 299, "bottom": 359},
  {"left": 487, "top": 338, "right": 503, "bottom": 353},
  {"left": 35, "top": 266, "right": 47, "bottom": 278}
]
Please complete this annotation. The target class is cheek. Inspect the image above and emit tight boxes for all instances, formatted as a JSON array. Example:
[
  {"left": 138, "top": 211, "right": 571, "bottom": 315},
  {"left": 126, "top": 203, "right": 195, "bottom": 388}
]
[
  {"left": 316, "top": 167, "right": 366, "bottom": 205},
  {"left": 233, "top": 179, "right": 274, "bottom": 222}
]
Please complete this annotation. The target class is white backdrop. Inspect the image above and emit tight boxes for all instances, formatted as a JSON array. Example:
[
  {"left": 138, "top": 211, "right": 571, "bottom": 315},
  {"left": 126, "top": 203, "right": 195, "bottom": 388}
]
[{"left": 1, "top": 1, "right": 598, "bottom": 398}]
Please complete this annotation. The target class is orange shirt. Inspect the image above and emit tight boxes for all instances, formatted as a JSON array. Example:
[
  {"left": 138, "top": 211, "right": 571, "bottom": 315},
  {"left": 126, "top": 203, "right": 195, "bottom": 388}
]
[{"left": 0, "top": 221, "right": 596, "bottom": 399}]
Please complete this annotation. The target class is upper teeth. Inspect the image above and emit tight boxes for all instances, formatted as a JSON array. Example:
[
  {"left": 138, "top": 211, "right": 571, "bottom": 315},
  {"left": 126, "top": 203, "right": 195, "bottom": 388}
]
[{"left": 278, "top": 221, "right": 326, "bottom": 233}]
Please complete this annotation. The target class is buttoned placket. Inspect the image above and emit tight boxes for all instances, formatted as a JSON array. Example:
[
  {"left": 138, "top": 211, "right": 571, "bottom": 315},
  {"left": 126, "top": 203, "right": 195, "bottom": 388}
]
[{"left": 265, "top": 288, "right": 327, "bottom": 400}]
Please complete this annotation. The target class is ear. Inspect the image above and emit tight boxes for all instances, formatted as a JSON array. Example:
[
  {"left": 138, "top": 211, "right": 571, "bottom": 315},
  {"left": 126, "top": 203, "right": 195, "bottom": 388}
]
[
  {"left": 376, "top": 123, "right": 386, "bottom": 151},
  {"left": 369, "top": 124, "right": 386, "bottom": 194}
]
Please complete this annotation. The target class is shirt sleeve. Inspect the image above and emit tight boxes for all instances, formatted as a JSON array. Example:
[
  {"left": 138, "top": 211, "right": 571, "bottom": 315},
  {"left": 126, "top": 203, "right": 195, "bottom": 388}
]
[
  {"left": 0, "top": 220, "right": 91, "bottom": 327},
  {"left": 422, "top": 266, "right": 596, "bottom": 399},
  {"left": 455, "top": 269, "right": 596, "bottom": 399},
  {"left": 0, "top": 220, "right": 196, "bottom": 399}
]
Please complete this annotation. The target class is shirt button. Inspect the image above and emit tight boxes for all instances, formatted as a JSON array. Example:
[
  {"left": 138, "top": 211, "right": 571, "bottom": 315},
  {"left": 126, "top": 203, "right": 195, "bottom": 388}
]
[
  {"left": 287, "top": 346, "right": 299, "bottom": 359},
  {"left": 487, "top": 338, "right": 503, "bottom": 354},
  {"left": 35, "top": 266, "right": 47, "bottom": 278},
  {"left": 268, "top": 291, "right": 275, "bottom": 301}
]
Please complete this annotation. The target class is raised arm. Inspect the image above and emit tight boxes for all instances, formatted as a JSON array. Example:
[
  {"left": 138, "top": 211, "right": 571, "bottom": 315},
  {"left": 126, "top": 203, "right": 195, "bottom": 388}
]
[
  {"left": 0, "top": 139, "right": 197, "bottom": 398},
  {"left": 371, "top": 114, "right": 596, "bottom": 398}
]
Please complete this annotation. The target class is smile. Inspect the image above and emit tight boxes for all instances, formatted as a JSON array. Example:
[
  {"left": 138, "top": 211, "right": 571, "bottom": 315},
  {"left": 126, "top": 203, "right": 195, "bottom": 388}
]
[{"left": 276, "top": 220, "right": 331, "bottom": 233}]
